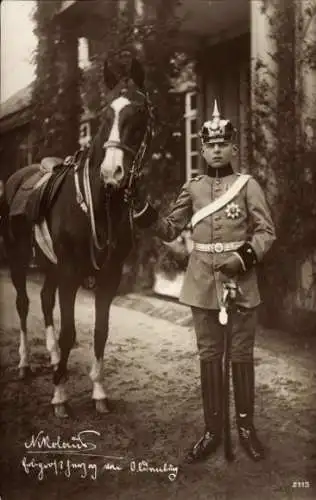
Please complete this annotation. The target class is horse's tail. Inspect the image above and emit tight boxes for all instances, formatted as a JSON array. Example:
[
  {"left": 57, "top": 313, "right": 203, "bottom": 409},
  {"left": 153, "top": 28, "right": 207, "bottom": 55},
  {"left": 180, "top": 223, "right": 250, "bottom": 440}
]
[{"left": 0, "top": 190, "right": 11, "bottom": 263}]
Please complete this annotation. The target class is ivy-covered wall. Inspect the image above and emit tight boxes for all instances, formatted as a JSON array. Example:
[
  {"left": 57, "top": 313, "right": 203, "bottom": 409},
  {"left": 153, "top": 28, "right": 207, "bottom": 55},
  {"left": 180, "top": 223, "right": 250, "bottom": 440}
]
[
  {"left": 31, "top": 0, "right": 81, "bottom": 160},
  {"left": 251, "top": 0, "right": 316, "bottom": 329}
]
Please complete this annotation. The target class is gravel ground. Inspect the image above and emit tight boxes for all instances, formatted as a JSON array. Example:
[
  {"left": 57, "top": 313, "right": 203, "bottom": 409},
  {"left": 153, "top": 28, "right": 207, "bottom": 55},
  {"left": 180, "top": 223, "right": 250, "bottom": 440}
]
[{"left": 0, "top": 269, "right": 315, "bottom": 500}]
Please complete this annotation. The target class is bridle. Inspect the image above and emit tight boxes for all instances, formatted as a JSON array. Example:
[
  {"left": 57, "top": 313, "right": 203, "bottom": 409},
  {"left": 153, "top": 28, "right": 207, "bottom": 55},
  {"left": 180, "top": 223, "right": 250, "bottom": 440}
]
[
  {"left": 102, "top": 141, "right": 136, "bottom": 157},
  {"left": 73, "top": 88, "right": 154, "bottom": 270},
  {"left": 103, "top": 88, "right": 154, "bottom": 188}
]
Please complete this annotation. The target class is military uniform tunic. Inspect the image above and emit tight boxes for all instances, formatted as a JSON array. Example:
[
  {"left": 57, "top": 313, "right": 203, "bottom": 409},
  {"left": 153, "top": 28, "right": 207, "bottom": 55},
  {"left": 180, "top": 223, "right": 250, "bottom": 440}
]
[{"left": 153, "top": 171, "right": 276, "bottom": 310}]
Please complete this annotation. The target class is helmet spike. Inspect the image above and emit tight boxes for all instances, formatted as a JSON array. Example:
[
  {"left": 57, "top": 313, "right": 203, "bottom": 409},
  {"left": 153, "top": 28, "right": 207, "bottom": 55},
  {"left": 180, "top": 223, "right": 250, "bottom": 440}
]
[
  {"left": 212, "top": 99, "right": 220, "bottom": 119},
  {"left": 199, "top": 99, "right": 236, "bottom": 144}
]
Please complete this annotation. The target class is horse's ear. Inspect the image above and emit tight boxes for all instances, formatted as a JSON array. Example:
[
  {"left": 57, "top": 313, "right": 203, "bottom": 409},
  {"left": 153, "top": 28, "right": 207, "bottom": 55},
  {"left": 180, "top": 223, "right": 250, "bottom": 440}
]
[
  {"left": 130, "top": 58, "right": 145, "bottom": 90},
  {"left": 103, "top": 61, "right": 119, "bottom": 90}
]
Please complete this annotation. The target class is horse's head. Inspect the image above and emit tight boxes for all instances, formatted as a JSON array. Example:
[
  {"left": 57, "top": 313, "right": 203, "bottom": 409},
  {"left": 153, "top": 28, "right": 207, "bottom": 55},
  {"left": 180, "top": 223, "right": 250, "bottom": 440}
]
[{"left": 90, "top": 58, "right": 152, "bottom": 191}]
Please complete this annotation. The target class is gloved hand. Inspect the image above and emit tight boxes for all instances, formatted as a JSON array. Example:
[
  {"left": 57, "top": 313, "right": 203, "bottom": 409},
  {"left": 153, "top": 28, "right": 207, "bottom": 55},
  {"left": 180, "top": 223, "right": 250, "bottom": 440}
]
[{"left": 216, "top": 254, "right": 243, "bottom": 278}]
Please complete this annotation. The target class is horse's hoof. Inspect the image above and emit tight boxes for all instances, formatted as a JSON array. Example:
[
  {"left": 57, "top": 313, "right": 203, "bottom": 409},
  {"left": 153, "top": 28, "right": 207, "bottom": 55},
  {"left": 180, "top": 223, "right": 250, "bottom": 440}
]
[
  {"left": 94, "top": 399, "right": 111, "bottom": 414},
  {"left": 19, "top": 366, "right": 33, "bottom": 380},
  {"left": 51, "top": 363, "right": 59, "bottom": 372},
  {"left": 53, "top": 403, "right": 70, "bottom": 418}
]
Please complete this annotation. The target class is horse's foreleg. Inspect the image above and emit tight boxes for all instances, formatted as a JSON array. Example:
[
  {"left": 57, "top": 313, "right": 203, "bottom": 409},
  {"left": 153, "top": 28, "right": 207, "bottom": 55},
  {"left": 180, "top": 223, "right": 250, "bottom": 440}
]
[
  {"left": 90, "top": 285, "right": 111, "bottom": 414},
  {"left": 40, "top": 268, "right": 60, "bottom": 368},
  {"left": 90, "top": 264, "right": 123, "bottom": 414},
  {"left": 52, "top": 275, "right": 78, "bottom": 418}
]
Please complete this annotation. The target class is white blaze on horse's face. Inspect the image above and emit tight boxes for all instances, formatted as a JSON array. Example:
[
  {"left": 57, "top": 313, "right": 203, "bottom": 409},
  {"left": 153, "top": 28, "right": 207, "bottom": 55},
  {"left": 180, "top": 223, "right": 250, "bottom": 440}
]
[{"left": 100, "top": 96, "right": 131, "bottom": 188}]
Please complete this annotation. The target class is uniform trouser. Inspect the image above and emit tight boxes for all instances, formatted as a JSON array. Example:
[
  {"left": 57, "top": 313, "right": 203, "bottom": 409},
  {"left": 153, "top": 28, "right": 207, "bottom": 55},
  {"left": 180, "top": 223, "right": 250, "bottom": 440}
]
[
  {"left": 191, "top": 306, "right": 257, "bottom": 362},
  {"left": 191, "top": 306, "right": 258, "bottom": 433}
]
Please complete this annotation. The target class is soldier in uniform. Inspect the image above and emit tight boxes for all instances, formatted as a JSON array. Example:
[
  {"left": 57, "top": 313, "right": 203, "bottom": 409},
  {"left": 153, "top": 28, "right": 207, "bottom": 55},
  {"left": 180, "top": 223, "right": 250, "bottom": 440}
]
[{"left": 127, "top": 101, "right": 276, "bottom": 463}]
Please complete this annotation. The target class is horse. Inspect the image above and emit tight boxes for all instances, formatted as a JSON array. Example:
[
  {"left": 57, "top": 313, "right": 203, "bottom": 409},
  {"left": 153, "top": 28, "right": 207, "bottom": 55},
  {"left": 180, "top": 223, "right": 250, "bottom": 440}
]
[{"left": 2, "top": 58, "right": 153, "bottom": 418}]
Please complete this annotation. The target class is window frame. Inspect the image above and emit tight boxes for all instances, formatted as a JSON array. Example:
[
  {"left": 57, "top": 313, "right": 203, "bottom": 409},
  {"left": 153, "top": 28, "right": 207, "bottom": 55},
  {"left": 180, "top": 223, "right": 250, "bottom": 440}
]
[
  {"left": 78, "top": 37, "right": 91, "bottom": 70},
  {"left": 184, "top": 90, "right": 199, "bottom": 181},
  {"left": 79, "top": 121, "right": 91, "bottom": 148}
]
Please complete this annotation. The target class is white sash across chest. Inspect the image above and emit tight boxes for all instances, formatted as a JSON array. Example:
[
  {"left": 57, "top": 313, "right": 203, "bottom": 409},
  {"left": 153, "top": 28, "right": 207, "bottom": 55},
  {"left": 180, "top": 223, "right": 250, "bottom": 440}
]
[{"left": 191, "top": 174, "right": 251, "bottom": 229}]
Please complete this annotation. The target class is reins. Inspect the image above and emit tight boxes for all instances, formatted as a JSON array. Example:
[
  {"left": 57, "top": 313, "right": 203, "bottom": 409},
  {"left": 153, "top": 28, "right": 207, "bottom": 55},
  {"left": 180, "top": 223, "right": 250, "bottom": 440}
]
[{"left": 127, "top": 97, "right": 154, "bottom": 247}]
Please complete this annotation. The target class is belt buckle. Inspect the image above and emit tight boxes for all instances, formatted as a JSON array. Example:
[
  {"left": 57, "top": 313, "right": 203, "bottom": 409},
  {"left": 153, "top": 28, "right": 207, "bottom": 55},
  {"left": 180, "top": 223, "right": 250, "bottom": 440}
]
[{"left": 214, "top": 242, "right": 224, "bottom": 253}]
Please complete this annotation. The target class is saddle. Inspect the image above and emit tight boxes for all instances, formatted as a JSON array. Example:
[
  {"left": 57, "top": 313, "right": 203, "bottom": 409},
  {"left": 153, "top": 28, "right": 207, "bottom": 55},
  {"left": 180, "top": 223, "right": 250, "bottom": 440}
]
[{"left": 7, "top": 157, "right": 70, "bottom": 223}]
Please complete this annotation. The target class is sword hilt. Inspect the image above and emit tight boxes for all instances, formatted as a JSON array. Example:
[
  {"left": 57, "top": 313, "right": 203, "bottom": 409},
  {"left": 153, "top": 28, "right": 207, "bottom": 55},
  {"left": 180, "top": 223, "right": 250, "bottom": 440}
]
[{"left": 219, "top": 280, "right": 239, "bottom": 325}]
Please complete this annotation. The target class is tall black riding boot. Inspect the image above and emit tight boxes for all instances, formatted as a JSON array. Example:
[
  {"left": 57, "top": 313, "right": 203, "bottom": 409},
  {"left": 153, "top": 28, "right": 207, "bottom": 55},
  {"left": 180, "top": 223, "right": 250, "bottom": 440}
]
[
  {"left": 185, "top": 359, "right": 223, "bottom": 463},
  {"left": 232, "top": 362, "right": 265, "bottom": 461}
]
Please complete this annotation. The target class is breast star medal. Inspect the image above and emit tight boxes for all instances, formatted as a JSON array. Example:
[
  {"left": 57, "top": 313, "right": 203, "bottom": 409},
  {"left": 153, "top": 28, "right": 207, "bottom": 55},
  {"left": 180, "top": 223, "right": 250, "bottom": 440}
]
[{"left": 225, "top": 202, "right": 241, "bottom": 219}]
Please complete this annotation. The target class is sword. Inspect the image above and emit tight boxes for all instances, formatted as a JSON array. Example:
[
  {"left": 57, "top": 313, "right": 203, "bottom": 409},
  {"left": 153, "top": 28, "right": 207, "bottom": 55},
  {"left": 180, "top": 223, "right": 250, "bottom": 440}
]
[{"left": 220, "top": 279, "right": 238, "bottom": 462}]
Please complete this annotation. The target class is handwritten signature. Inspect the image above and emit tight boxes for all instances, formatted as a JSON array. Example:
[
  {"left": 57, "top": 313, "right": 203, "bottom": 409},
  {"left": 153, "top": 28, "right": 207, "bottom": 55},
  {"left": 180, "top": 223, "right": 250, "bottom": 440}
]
[
  {"left": 130, "top": 460, "right": 178, "bottom": 482},
  {"left": 22, "top": 456, "right": 98, "bottom": 480},
  {"left": 24, "top": 430, "right": 100, "bottom": 453},
  {"left": 21, "top": 457, "right": 179, "bottom": 482},
  {"left": 22, "top": 430, "right": 179, "bottom": 482}
]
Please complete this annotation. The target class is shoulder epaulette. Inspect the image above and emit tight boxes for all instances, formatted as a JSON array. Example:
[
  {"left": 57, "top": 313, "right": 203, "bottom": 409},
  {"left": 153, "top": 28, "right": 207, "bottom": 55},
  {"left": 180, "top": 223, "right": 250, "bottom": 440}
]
[
  {"left": 237, "top": 172, "right": 252, "bottom": 178},
  {"left": 190, "top": 175, "right": 204, "bottom": 182}
]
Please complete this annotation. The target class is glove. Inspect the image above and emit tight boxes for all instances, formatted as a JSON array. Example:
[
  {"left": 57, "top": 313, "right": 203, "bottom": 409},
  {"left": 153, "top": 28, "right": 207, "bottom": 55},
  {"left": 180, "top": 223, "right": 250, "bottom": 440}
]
[{"left": 216, "top": 254, "right": 243, "bottom": 278}]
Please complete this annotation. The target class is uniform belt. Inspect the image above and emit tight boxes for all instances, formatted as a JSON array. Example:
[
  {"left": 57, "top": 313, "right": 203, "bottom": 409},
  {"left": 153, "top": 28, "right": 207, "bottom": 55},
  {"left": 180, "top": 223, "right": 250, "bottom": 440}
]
[{"left": 193, "top": 241, "right": 244, "bottom": 253}]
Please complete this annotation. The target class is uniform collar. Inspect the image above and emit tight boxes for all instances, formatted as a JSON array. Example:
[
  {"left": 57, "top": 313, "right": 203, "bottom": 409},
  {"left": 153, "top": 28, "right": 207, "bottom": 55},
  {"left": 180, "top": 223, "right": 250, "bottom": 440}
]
[{"left": 207, "top": 163, "right": 234, "bottom": 178}]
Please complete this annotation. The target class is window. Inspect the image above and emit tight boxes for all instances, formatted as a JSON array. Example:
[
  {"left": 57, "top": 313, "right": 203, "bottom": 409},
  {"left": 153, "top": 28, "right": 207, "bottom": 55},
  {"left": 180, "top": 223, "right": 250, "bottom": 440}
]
[
  {"left": 185, "top": 91, "right": 199, "bottom": 180},
  {"left": 79, "top": 122, "right": 91, "bottom": 147},
  {"left": 18, "top": 145, "right": 28, "bottom": 169},
  {"left": 118, "top": 0, "right": 128, "bottom": 11},
  {"left": 18, "top": 134, "right": 33, "bottom": 169},
  {"left": 78, "top": 38, "right": 91, "bottom": 69},
  {"left": 134, "top": 0, "right": 144, "bottom": 17}
]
